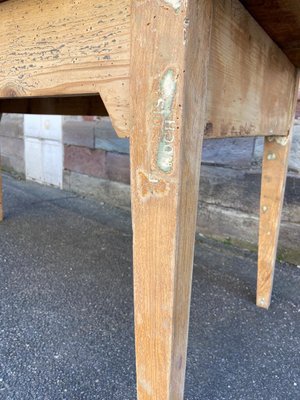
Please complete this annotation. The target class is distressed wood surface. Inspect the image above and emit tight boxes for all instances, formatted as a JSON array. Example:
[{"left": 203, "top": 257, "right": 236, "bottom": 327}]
[
  {"left": 130, "top": 0, "right": 213, "bottom": 398},
  {"left": 240, "top": 0, "right": 300, "bottom": 67},
  {"left": 2, "top": 0, "right": 300, "bottom": 69},
  {"left": 0, "top": 0, "right": 130, "bottom": 136},
  {"left": 205, "top": 0, "right": 297, "bottom": 138},
  {"left": 257, "top": 73, "right": 300, "bottom": 309},
  {"left": 257, "top": 136, "right": 293, "bottom": 309},
  {"left": 0, "top": 0, "right": 297, "bottom": 139}
]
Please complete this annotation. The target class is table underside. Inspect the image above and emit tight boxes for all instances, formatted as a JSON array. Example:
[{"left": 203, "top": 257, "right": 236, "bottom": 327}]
[
  {"left": 240, "top": 0, "right": 300, "bottom": 67},
  {"left": 0, "top": 0, "right": 298, "bottom": 139}
]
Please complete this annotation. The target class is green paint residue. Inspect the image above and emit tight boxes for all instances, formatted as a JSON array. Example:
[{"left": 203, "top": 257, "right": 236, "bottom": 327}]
[
  {"left": 164, "top": 0, "right": 181, "bottom": 12},
  {"left": 156, "top": 69, "right": 177, "bottom": 173}
]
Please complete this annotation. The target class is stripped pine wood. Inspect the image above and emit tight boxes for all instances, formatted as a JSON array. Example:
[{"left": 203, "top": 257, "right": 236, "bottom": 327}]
[
  {"left": 130, "top": 0, "right": 213, "bottom": 398},
  {"left": 205, "top": 0, "right": 297, "bottom": 138},
  {"left": 257, "top": 136, "right": 293, "bottom": 309},
  {"left": 0, "top": 0, "right": 298, "bottom": 398},
  {"left": 0, "top": 0, "right": 297, "bottom": 139},
  {"left": 0, "top": 0, "right": 130, "bottom": 137},
  {"left": 257, "top": 73, "right": 300, "bottom": 309}
]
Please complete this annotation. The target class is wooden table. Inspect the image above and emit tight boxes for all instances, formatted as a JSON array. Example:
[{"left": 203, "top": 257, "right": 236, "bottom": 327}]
[{"left": 0, "top": 1, "right": 299, "bottom": 398}]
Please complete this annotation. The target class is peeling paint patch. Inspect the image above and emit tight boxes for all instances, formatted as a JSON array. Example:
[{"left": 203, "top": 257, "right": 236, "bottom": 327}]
[
  {"left": 267, "top": 152, "right": 276, "bottom": 160},
  {"left": 183, "top": 17, "right": 190, "bottom": 44},
  {"left": 164, "top": 0, "right": 181, "bottom": 12},
  {"left": 137, "top": 170, "right": 169, "bottom": 199},
  {"left": 276, "top": 136, "right": 289, "bottom": 146},
  {"left": 154, "top": 69, "right": 177, "bottom": 173},
  {"left": 220, "top": 122, "right": 256, "bottom": 137},
  {"left": 267, "top": 135, "right": 289, "bottom": 146}
]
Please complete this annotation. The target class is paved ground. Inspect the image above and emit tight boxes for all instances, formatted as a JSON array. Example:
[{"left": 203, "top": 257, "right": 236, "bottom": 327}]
[{"left": 0, "top": 174, "right": 299, "bottom": 400}]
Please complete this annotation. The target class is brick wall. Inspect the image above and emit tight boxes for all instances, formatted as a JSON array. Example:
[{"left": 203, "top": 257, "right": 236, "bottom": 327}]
[
  {"left": 62, "top": 117, "right": 131, "bottom": 208},
  {"left": 0, "top": 114, "right": 299, "bottom": 264},
  {"left": 63, "top": 119, "right": 129, "bottom": 181},
  {"left": 61, "top": 116, "right": 300, "bottom": 264}
]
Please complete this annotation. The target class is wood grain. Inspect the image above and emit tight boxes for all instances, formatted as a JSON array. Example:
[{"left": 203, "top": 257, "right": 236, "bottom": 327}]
[
  {"left": 205, "top": 0, "right": 297, "bottom": 138},
  {"left": 257, "top": 72, "right": 300, "bottom": 309},
  {"left": 257, "top": 136, "right": 293, "bottom": 309},
  {"left": 0, "top": 0, "right": 297, "bottom": 139},
  {"left": 130, "top": 0, "right": 213, "bottom": 398},
  {"left": 0, "top": 0, "right": 130, "bottom": 136}
]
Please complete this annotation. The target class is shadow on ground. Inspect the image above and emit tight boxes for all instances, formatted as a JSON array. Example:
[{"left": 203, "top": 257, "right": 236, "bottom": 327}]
[{"left": 0, "top": 174, "right": 299, "bottom": 400}]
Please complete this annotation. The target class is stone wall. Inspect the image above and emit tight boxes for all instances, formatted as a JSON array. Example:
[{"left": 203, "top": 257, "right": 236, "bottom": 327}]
[
  {"left": 0, "top": 114, "right": 299, "bottom": 264},
  {"left": 62, "top": 117, "right": 300, "bottom": 264},
  {"left": 0, "top": 114, "right": 25, "bottom": 177},
  {"left": 62, "top": 117, "right": 130, "bottom": 207}
]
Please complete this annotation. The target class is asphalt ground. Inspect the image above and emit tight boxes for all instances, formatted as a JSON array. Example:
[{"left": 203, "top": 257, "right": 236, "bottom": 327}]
[{"left": 0, "top": 174, "right": 299, "bottom": 400}]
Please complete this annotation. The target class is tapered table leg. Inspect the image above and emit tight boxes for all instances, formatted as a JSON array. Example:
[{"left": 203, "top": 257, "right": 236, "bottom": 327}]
[
  {"left": 257, "top": 75, "right": 299, "bottom": 309},
  {"left": 130, "top": 1, "right": 213, "bottom": 398},
  {"left": 257, "top": 134, "right": 293, "bottom": 309}
]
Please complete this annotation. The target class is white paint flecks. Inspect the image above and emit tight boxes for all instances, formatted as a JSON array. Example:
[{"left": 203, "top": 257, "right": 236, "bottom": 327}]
[
  {"left": 267, "top": 135, "right": 289, "bottom": 146},
  {"left": 275, "top": 136, "right": 289, "bottom": 146},
  {"left": 137, "top": 170, "right": 169, "bottom": 199},
  {"left": 164, "top": 0, "right": 181, "bottom": 12},
  {"left": 161, "top": 70, "right": 177, "bottom": 108},
  {"left": 267, "top": 152, "right": 276, "bottom": 161}
]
